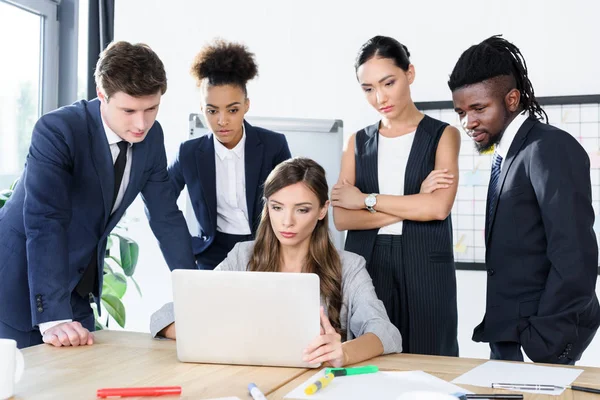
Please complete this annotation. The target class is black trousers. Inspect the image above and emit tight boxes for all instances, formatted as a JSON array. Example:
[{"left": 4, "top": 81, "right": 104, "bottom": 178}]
[
  {"left": 195, "top": 231, "right": 253, "bottom": 270},
  {"left": 368, "top": 235, "right": 411, "bottom": 352},
  {"left": 368, "top": 234, "right": 460, "bottom": 356}
]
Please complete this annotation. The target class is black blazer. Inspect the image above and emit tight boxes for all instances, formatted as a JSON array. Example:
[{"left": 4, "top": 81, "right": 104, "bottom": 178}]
[
  {"left": 474, "top": 117, "right": 600, "bottom": 363},
  {"left": 168, "top": 120, "right": 291, "bottom": 256}
]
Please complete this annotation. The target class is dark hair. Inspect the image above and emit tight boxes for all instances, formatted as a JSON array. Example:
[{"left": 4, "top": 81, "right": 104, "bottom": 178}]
[
  {"left": 95, "top": 41, "right": 167, "bottom": 98},
  {"left": 190, "top": 39, "right": 258, "bottom": 96},
  {"left": 248, "top": 157, "right": 345, "bottom": 338},
  {"left": 448, "top": 35, "right": 547, "bottom": 122},
  {"left": 355, "top": 35, "right": 411, "bottom": 72}
]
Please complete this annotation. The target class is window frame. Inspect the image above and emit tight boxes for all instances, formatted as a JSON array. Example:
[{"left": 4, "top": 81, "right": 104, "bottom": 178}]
[{"left": 2, "top": 0, "right": 59, "bottom": 114}]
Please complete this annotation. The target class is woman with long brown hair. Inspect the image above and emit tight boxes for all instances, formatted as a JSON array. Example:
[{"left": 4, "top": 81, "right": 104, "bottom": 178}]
[{"left": 150, "top": 157, "right": 401, "bottom": 366}]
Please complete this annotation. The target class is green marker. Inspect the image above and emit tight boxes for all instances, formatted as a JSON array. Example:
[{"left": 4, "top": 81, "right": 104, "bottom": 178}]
[{"left": 325, "top": 365, "right": 379, "bottom": 377}]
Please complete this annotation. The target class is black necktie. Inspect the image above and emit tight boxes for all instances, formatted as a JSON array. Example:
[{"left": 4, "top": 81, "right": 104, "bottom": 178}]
[
  {"left": 485, "top": 152, "right": 503, "bottom": 235},
  {"left": 111, "top": 141, "right": 128, "bottom": 211}
]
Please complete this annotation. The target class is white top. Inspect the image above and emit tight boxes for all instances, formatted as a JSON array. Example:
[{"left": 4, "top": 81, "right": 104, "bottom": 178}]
[
  {"left": 38, "top": 118, "right": 133, "bottom": 334},
  {"left": 495, "top": 111, "right": 528, "bottom": 171},
  {"left": 213, "top": 124, "right": 251, "bottom": 235},
  {"left": 377, "top": 131, "right": 416, "bottom": 235}
]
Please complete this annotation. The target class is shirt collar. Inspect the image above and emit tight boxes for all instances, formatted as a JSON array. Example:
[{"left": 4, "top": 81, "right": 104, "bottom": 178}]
[
  {"left": 101, "top": 117, "right": 132, "bottom": 147},
  {"left": 213, "top": 122, "right": 246, "bottom": 161},
  {"left": 495, "top": 111, "right": 528, "bottom": 160}
]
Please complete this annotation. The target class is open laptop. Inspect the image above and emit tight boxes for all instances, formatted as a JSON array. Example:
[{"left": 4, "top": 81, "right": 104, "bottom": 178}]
[{"left": 171, "top": 269, "right": 321, "bottom": 368}]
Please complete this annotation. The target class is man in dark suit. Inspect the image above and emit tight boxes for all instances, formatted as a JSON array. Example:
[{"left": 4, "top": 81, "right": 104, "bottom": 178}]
[
  {"left": 448, "top": 35, "right": 600, "bottom": 364},
  {"left": 0, "top": 41, "right": 196, "bottom": 348}
]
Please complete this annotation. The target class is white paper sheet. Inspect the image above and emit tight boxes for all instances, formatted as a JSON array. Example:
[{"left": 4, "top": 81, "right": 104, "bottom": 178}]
[
  {"left": 451, "top": 361, "right": 584, "bottom": 395},
  {"left": 284, "top": 369, "right": 472, "bottom": 400}
]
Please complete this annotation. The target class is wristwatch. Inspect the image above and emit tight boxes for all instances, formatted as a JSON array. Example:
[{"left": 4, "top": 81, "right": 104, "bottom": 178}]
[{"left": 365, "top": 193, "right": 378, "bottom": 213}]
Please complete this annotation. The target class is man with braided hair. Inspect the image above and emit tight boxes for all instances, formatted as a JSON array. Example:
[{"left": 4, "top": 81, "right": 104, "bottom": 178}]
[{"left": 449, "top": 35, "right": 599, "bottom": 364}]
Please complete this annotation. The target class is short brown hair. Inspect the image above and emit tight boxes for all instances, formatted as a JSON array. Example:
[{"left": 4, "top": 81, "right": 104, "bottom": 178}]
[{"left": 94, "top": 41, "right": 167, "bottom": 98}]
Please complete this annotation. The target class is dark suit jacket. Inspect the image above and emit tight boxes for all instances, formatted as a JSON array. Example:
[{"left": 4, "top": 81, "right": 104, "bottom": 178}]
[
  {"left": 168, "top": 120, "right": 291, "bottom": 256},
  {"left": 0, "top": 99, "right": 196, "bottom": 332},
  {"left": 473, "top": 116, "right": 600, "bottom": 363}
]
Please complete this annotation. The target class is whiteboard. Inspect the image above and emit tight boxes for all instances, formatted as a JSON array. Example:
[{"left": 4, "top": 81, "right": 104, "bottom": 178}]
[
  {"left": 186, "top": 114, "right": 345, "bottom": 249},
  {"left": 422, "top": 100, "right": 600, "bottom": 265}
]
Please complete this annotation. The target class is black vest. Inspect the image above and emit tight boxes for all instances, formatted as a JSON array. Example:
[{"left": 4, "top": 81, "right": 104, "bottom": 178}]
[
  {"left": 344, "top": 115, "right": 458, "bottom": 356},
  {"left": 345, "top": 115, "right": 454, "bottom": 262}
]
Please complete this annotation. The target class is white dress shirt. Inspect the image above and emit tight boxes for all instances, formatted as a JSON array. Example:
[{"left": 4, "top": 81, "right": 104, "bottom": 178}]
[
  {"left": 495, "top": 111, "right": 528, "bottom": 171},
  {"left": 214, "top": 126, "right": 251, "bottom": 235},
  {"left": 39, "top": 119, "right": 133, "bottom": 335},
  {"left": 377, "top": 131, "right": 416, "bottom": 235}
]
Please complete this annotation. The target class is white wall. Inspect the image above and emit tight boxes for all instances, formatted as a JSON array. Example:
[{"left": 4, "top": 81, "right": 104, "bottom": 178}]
[{"left": 114, "top": 0, "right": 600, "bottom": 366}]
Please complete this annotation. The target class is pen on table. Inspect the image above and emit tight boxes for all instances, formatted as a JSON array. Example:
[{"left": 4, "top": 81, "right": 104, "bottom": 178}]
[
  {"left": 248, "top": 383, "right": 267, "bottom": 400},
  {"left": 492, "top": 383, "right": 559, "bottom": 391},
  {"left": 325, "top": 365, "right": 379, "bottom": 377},
  {"left": 304, "top": 372, "right": 335, "bottom": 395},
  {"left": 570, "top": 385, "right": 600, "bottom": 394},
  {"left": 96, "top": 386, "right": 182, "bottom": 398},
  {"left": 492, "top": 382, "right": 600, "bottom": 394},
  {"left": 455, "top": 394, "right": 524, "bottom": 399}
]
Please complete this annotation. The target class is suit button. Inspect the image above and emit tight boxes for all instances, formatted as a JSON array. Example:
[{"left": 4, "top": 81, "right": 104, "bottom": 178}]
[
  {"left": 487, "top": 269, "right": 495, "bottom": 276},
  {"left": 36, "top": 295, "right": 42, "bottom": 300},
  {"left": 37, "top": 307, "right": 43, "bottom": 312}
]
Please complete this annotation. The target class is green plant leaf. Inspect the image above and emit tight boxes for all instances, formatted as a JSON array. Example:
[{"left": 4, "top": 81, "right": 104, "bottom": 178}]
[
  {"left": 103, "top": 261, "right": 114, "bottom": 275},
  {"left": 106, "top": 235, "right": 113, "bottom": 251},
  {"left": 130, "top": 276, "right": 142, "bottom": 297},
  {"left": 95, "top": 320, "right": 105, "bottom": 330},
  {"left": 92, "top": 304, "right": 105, "bottom": 330},
  {"left": 103, "top": 272, "right": 127, "bottom": 298},
  {"left": 9, "top": 178, "right": 19, "bottom": 190},
  {"left": 101, "top": 294, "right": 126, "bottom": 328},
  {"left": 116, "top": 234, "right": 139, "bottom": 276},
  {"left": 0, "top": 189, "right": 13, "bottom": 208},
  {"left": 108, "top": 255, "right": 122, "bottom": 268}
]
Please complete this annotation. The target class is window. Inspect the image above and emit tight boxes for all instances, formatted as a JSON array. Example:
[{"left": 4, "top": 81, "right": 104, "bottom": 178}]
[
  {"left": 0, "top": 0, "right": 59, "bottom": 188},
  {"left": 77, "top": 0, "right": 88, "bottom": 99}
]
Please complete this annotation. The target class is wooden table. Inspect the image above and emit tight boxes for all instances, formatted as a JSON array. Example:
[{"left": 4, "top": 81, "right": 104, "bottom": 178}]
[
  {"left": 274, "top": 353, "right": 600, "bottom": 399},
  {"left": 14, "top": 330, "right": 600, "bottom": 399}
]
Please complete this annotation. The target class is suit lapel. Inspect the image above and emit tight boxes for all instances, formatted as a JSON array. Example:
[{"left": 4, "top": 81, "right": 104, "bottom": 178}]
[
  {"left": 404, "top": 115, "right": 432, "bottom": 195},
  {"left": 121, "top": 140, "right": 147, "bottom": 205},
  {"left": 196, "top": 135, "right": 217, "bottom": 234},
  {"left": 87, "top": 99, "right": 113, "bottom": 225},
  {"left": 243, "top": 121, "right": 264, "bottom": 230},
  {"left": 486, "top": 117, "right": 536, "bottom": 245},
  {"left": 106, "top": 140, "right": 148, "bottom": 229}
]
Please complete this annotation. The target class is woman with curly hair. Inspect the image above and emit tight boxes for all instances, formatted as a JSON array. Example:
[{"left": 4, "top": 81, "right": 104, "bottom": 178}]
[
  {"left": 170, "top": 39, "right": 292, "bottom": 269},
  {"left": 152, "top": 157, "right": 402, "bottom": 367}
]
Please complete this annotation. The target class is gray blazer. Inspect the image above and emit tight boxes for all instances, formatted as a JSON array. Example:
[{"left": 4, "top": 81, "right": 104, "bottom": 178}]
[{"left": 150, "top": 241, "right": 402, "bottom": 354}]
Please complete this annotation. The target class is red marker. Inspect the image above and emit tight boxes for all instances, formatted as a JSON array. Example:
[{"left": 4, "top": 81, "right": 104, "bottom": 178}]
[{"left": 97, "top": 386, "right": 182, "bottom": 398}]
